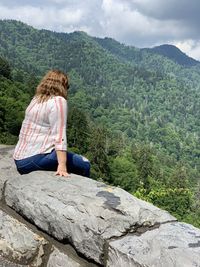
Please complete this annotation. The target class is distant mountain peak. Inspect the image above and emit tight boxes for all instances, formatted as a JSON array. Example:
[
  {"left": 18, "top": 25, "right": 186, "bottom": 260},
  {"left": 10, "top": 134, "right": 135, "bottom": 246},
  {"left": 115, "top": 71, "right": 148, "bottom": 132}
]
[{"left": 150, "top": 44, "right": 199, "bottom": 66}]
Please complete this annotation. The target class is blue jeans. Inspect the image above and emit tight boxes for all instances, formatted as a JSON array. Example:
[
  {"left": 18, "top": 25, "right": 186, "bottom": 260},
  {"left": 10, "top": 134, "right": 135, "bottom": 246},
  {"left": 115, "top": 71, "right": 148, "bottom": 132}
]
[{"left": 14, "top": 150, "right": 90, "bottom": 177}]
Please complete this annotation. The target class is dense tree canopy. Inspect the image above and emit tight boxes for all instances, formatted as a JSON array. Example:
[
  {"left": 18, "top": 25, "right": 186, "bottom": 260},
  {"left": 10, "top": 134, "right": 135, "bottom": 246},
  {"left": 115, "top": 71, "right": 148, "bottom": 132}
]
[{"left": 0, "top": 20, "right": 199, "bottom": 228}]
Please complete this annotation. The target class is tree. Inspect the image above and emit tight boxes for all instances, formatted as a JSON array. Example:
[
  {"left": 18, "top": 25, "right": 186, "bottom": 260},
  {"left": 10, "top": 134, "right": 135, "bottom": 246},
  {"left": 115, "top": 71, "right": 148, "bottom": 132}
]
[
  {"left": 169, "top": 162, "right": 189, "bottom": 189},
  {"left": 134, "top": 187, "right": 193, "bottom": 220},
  {"left": 0, "top": 57, "right": 11, "bottom": 79},
  {"left": 67, "top": 107, "right": 90, "bottom": 154},
  {"left": 132, "top": 143, "right": 154, "bottom": 192},
  {"left": 87, "top": 125, "right": 110, "bottom": 181},
  {"left": 110, "top": 156, "right": 138, "bottom": 192}
]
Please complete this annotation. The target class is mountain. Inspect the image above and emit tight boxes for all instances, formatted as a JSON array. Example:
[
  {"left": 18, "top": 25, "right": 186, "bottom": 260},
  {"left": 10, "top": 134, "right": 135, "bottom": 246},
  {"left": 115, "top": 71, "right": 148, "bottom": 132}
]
[
  {"left": 94, "top": 36, "right": 141, "bottom": 63},
  {"left": 95, "top": 37, "right": 200, "bottom": 67},
  {"left": 0, "top": 19, "right": 200, "bottom": 228},
  {"left": 0, "top": 20, "right": 199, "bottom": 159},
  {"left": 0, "top": 20, "right": 199, "bottom": 161},
  {"left": 146, "top": 44, "right": 199, "bottom": 67},
  {"left": 94, "top": 37, "right": 200, "bottom": 86}
]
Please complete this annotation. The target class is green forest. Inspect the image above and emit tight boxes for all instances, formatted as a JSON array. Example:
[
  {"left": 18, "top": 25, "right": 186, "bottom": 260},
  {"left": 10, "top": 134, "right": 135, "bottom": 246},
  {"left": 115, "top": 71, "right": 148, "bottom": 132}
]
[{"left": 0, "top": 20, "right": 200, "bottom": 228}]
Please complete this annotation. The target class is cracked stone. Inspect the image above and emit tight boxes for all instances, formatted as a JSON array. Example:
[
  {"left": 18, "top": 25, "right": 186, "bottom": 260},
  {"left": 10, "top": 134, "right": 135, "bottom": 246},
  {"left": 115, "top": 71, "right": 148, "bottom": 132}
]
[
  {"left": 0, "top": 209, "right": 47, "bottom": 265},
  {"left": 47, "top": 247, "right": 84, "bottom": 267},
  {"left": 4, "top": 170, "right": 174, "bottom": 264},
  {"left": 107, "top": 222, "right": 200, "bottom": 267},
  {"left": 0, "top": 146, "right": 19, "bottom": 200}
]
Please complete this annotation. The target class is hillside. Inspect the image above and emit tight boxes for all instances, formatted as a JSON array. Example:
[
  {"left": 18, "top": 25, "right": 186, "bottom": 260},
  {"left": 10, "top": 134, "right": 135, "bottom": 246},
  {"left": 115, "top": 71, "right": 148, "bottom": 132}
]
[
  {"left": 95, "top": 37, "right": 200, "bottom": 84},
  {"left": 148, "top": 44, "right": 200, "bottom": 66},
  {"left": 0, "top": 19, "right": 200, "bottom": 228}
]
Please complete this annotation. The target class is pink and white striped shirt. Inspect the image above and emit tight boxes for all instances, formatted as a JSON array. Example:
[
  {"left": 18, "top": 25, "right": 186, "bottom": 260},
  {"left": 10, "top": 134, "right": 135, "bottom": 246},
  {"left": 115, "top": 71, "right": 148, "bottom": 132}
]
[{"left": 13, "top": 96, "right": 67, "bottom": 160}]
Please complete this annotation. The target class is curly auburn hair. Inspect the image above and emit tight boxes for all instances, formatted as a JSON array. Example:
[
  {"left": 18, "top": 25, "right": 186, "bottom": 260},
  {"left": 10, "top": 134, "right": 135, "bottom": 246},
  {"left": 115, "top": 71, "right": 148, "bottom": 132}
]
[{"left": 35, "top": 70, "right": 69, "bottom": 103}]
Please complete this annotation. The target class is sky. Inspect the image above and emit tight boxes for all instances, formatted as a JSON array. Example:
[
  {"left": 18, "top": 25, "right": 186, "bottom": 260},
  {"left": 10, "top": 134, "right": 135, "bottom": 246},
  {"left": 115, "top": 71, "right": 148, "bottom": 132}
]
[{"left": 1, "top": 0, "right": 200, "bottom": 60}]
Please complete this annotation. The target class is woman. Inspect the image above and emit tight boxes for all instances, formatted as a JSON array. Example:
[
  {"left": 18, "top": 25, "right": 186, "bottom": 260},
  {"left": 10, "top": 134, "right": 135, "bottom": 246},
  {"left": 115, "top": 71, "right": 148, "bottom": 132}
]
[{"left": 13, "top": 70, "right": 90, "bottom": 177}]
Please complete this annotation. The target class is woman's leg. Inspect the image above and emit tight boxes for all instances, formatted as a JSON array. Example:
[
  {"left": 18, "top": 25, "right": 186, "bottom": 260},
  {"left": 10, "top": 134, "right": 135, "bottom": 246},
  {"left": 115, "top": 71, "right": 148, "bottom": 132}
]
[
  {"left": 42, "top": 150, "right": 91, "bottom": 177},
  {"left": 15, "top": 150, "right": 91, "bottom": 177},
  {"left": 67, "top": 152, "right": 91, "bottom": 178},
  {"left": 14, "top": 154, "right": 48, "bottom": 174}
]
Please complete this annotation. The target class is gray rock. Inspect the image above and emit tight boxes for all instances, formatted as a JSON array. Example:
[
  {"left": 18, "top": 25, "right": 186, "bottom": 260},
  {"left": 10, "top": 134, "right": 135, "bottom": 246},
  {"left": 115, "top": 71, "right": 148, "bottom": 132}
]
[
  {"left": 47, "top": 247, "right": 83, "bottom": 267},
  {"left": 0, "top": 209, "right": 47, "bottom": 265},
  {"left": 0, "top": 146, "right": 19, "bottom": 200},
  {"left": 107, "top": 222, "right": 200, "bottom": 267},
  {"left": 0, "top": 255, "right": 26, "bottom": 267},
  {"left": 4, "top": 172, "right": 175, "bottom": 264}
]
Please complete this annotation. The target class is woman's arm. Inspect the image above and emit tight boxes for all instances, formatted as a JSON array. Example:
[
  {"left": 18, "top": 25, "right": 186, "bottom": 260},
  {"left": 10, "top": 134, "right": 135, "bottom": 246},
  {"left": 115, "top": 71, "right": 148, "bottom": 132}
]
[
  {"left": 55, "top": 150, "right": 69, "bottom": 177},
  {"left": 49, "top": 97, "right": 69, "bottom": 177}
]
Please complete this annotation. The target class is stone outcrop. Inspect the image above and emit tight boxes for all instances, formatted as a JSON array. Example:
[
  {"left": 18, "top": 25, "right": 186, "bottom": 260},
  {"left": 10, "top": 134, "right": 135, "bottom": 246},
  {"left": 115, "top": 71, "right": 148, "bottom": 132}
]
[
  {"left": 108, "top": 222, "right": 200, "bottom": 267},
  {"left": 0, "top": 209, "right": 46, "bottom": 265},
  {"left": 0, "top": 145, "right": 200, "bottom": 266}
]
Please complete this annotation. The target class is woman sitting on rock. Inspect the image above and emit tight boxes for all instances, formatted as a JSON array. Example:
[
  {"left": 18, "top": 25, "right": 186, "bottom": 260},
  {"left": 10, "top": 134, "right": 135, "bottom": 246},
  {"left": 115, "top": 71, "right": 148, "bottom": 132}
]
[{"left": 13, "top": 70, "right": 90, "bottom": 177}]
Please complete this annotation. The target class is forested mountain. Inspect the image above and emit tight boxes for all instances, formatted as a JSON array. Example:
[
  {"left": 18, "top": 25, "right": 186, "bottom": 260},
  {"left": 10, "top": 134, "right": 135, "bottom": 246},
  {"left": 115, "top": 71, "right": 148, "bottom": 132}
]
[
  {"left": 0, "top": 19, "right": 200, "bottom": 227},
  {"left": 148, "top": 44, "right": 199, "bottom": 67}
]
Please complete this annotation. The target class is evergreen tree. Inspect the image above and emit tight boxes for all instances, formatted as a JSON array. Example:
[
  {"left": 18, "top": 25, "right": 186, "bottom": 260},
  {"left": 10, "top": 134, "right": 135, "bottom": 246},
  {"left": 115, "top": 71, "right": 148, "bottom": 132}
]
[
  {"left": 0, "top": 57, "right": 11, "bottom": 79},
  {"left": 67, "top": 107, "right": 90, "bottom": 154},
  {"left": 88, "top": 125, "right": 110, "bottom": 181},
  {"left": 132, "top": 144, "right": 154, "bottom": 192}
]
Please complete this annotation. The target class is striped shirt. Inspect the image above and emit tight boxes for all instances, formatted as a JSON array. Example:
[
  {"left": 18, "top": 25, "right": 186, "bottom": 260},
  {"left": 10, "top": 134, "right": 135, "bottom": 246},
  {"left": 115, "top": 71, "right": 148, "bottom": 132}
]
[{"left": 13, "top": 96, "right": 67, "bottom": 160}]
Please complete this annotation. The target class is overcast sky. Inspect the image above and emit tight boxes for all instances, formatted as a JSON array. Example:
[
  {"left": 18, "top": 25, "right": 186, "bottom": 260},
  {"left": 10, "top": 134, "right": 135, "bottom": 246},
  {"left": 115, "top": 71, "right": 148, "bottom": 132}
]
[{"left": 1, "top": 0, "right": 200, "bottom": 60}]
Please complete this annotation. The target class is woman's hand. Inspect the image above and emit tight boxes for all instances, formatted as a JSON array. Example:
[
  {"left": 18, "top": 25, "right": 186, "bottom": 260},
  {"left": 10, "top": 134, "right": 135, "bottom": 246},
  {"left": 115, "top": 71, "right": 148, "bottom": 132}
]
[
  {"left": 55, "top": 163, "right": 70, "bottom": 177},
  {"left": 55, "top": 150, "right": 70, "bottom": 177}
]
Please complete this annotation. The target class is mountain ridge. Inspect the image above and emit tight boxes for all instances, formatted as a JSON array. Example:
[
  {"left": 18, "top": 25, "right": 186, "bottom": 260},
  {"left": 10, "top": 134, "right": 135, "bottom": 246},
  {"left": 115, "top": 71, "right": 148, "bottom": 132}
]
[
  {"left": 0, "top": 19, "right": 200, "bottom": 229},
  {"left": 0, "top": 19, "right": 199, "bottom": 72},
  {"left": 145, "top": 44, "right": 199, "bottom": 67}
]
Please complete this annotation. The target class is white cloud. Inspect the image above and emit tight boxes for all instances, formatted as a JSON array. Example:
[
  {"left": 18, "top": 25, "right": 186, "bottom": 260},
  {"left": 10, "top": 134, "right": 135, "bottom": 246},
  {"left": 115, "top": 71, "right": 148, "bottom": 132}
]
[
  {"left": 100, "top": 0, "right": 187, "bottom": 46},
  {"left": 47, "top": 0, "right": 68, "bottom": 3},
  {"left": 174, "top": 40, "right": 200, "bottom": 60},
  {"left": 0, "top": 4, "right": 83, "bottom": 30}
]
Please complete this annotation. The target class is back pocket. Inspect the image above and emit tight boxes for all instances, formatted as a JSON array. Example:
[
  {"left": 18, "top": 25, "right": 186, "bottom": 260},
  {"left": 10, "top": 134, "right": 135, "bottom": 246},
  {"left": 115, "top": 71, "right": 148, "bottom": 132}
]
[{"left": 16, "top": 161, "right": 43, "bottom": 175}]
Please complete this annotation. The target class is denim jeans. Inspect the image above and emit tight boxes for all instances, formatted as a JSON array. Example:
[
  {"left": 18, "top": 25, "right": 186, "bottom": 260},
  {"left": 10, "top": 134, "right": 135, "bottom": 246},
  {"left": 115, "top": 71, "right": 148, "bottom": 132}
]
[{"left": 14, "top": 150, "right": 90, "bottom": 177}]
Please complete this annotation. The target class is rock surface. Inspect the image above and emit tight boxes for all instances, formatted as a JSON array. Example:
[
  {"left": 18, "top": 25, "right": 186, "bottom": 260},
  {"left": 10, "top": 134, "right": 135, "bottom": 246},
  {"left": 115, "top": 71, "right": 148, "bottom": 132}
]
[
  {"left": 0, "top": 256, "right": 25, "bottom": 267},
  {"left": 0, "top": 209, "right": 46, "bottom": 266},
  {"left": 0, "top": 205, "right": 96, "bottom": 267},
  {"left": 1, "top": 145, "right": 200, "bottom": 266},
  {"left": 0, "top": 146, "right": 98, "bottom": 267},
  {"left": 4, "top": 172, "right": 175, "bottom": 264},
  {"left": 0, "top": 145, "right": 19, "bottom": 200},
  {"left": 47, "top": 247, "right": 83, "bottom": 267},
  {"left": 108, "top": 222, "right": 200, "bottom": 267}
]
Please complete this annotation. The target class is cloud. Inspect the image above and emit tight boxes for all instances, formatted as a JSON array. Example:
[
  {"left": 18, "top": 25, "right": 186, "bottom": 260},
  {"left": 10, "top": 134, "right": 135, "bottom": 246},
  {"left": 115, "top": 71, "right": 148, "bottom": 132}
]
[
  {"left": 174, "top": 40, "right": 200, "bottom": 61},
  {"left": 0, "top": 0, "right": 105, "bottom": 34},
  {"left": 99, "top": 0, "right": 188, "bottom": 46},
  {"left": 126, "top": 0, "right": 200, "bottom": 39},
  {"left": 0, "top": 0, "right": 200, "bottom": 59},
  {"left": 127, "top": 0, "right": 200, "bottom": 21},
  {"left": 0, "top": 4, "right": 84, "bottom": 31}
]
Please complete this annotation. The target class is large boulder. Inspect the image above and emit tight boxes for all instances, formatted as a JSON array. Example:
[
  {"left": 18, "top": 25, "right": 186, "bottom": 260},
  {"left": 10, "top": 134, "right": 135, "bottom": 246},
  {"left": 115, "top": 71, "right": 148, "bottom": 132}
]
[
  {"left": 1, "top": 145, "right": 200, "bottom": 266},
  {"left": 4, "top": 172, "right": 175, "bottom": 264},
  {"left": 107, "top": 221, "right": 200, "bottom": 267},
  {"left": 0, "top": 146, "right": 97, "bottom": 267},
  {"left": 0, "top": 207, "right": 97, "bottom": 267}
]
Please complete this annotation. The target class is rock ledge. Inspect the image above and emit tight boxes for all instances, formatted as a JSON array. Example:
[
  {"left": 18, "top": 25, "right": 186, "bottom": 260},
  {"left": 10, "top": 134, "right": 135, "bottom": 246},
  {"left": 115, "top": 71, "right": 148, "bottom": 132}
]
[{"left": 1, "top": 146, "right": 200, "bottom": 267}]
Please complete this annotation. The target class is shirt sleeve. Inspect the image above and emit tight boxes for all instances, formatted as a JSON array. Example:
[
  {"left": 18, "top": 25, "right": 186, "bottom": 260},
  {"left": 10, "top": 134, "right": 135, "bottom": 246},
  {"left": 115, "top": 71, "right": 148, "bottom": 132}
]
[{"left": 49, "top": 96, "right": 67, "bottom": 151}]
